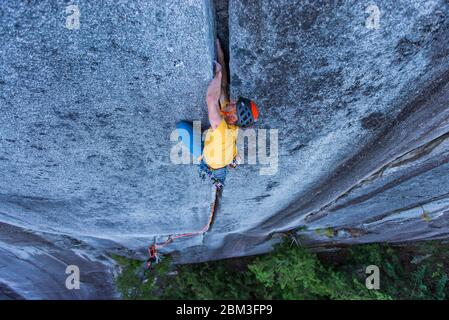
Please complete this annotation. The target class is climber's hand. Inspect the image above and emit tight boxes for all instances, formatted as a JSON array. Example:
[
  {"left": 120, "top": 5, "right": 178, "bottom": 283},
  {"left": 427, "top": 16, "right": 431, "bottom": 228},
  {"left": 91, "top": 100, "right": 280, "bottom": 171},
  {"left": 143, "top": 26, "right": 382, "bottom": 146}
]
[
  {"left": 214, "top": 61, "right": 222, "bottom": 74},
  {"left": 235, "top": 154, "right": 242, "bottom": 164},
  {"left": 216, "top": 38, "right": 225, "bottom": 62}
]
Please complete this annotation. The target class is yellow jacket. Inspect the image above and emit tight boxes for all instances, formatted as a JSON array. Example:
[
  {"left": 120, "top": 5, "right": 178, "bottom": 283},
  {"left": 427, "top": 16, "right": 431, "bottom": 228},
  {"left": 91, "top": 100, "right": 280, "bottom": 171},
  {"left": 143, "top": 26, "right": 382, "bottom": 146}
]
[{"left": 202, "top": 119, "right": 238, "bottom": 169}]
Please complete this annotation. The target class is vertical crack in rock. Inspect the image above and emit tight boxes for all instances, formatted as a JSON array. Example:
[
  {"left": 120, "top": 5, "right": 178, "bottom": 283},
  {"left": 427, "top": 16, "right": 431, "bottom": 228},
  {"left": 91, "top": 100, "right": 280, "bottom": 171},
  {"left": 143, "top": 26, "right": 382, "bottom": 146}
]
[
  {"left": 213, "top": 0, "right": 230, "bottom": 82},
  {"left": 2, "top": 0, "right": 449, "bottom": 296}
]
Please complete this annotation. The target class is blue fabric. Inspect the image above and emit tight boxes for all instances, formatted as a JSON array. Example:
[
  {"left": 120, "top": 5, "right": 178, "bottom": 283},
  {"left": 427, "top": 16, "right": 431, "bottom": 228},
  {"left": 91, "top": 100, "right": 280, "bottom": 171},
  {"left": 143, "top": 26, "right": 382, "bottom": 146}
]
[
  {"left": 176, "top": 121, "right": 228, "bottom": 186},
  {"left": 198, "top": 158, "right": 227, "bottom": 186},
  {"left": 176, "top": 120, "right": 203, "bottom": 160}
]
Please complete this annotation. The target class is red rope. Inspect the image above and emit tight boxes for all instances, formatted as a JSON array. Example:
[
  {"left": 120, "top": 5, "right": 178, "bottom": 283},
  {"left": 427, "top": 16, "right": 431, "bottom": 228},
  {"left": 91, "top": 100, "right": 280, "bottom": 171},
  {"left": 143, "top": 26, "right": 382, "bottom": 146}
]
[{"left": 147, "top": 188, "right": 218, "bottom": 268}]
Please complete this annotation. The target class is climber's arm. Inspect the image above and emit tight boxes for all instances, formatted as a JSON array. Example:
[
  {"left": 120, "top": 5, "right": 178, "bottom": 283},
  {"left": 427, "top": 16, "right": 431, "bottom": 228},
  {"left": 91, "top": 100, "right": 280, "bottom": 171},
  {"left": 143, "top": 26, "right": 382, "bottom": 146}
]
[
  {"left": 206, "top": 62, "right": 223, "bottom": 130},
  {"left": 216, "top": 39, "right": 229, "bottom": 106}
]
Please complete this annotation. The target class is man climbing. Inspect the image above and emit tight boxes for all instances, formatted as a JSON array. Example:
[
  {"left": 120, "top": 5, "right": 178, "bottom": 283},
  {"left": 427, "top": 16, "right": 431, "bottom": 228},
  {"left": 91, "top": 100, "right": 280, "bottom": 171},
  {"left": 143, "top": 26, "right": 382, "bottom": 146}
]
[
  {"left": 148, "top": 40, "right": 259, "bottom": 266},
  {"left": 176, "top": 39, "right": 259, "bottom": 189}
]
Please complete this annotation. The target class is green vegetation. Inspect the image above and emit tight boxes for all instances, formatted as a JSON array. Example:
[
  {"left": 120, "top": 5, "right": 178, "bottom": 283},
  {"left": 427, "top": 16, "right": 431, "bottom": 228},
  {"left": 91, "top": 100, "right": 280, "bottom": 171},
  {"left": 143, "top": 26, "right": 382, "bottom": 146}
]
[
  {"left": 344, "top": 241, "right": 449, "bottom": 300},
  {"left": 113, "top": 240, "right": 449, "bottom": 300}
]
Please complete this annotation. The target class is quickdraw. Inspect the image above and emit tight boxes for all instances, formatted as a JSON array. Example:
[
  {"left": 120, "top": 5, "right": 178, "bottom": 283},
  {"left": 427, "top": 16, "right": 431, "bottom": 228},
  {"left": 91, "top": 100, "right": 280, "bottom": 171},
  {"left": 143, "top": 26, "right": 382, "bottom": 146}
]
[{"left": 146, "top": 187, "right": 219, "bottom": 268}]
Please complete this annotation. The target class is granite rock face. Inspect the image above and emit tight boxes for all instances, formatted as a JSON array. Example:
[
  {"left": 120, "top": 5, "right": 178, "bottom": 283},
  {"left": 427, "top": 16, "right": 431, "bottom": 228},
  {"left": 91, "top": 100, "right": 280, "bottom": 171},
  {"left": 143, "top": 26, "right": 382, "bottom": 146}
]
[
  {"left": 1, "top": 0, "right": 449, "bottom": 298},
  {"left": 0, "top": 0, "right": 215, "bottom": 239},
  {"left": 226, "top": 0, "right": 449, "bottom": 248},
  {"left": 0, "top": 222, "right": 117, "bottom": 299},
  {"left": 0, "top": 0, "right": 215, "bottom": 299}
]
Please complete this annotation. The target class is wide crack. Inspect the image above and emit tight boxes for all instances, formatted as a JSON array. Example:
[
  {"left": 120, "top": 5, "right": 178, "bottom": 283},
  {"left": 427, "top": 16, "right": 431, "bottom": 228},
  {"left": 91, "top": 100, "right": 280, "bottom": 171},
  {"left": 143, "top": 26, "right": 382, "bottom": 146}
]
[{"left": 213, "top": 0, "right": 230, "bottom": 83}]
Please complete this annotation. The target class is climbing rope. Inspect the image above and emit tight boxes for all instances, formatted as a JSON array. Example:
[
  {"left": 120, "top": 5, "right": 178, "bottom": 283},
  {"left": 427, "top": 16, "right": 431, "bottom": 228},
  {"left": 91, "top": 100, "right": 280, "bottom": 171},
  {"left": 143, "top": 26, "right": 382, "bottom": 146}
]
[{"left": 146, "top": 187, "right": 219, "bottom": 268}]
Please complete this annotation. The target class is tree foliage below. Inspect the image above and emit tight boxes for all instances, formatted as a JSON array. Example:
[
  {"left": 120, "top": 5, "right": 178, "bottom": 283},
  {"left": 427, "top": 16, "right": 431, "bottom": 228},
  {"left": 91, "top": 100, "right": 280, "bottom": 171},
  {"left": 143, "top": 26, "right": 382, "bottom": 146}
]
[{"left": 113, "top": 240, "right": 449, "bottom": 300}]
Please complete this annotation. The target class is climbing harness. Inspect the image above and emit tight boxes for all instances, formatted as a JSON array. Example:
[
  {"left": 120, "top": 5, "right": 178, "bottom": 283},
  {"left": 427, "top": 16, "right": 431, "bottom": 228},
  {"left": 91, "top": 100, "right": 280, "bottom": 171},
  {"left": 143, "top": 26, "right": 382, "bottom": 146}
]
[
  {"left": 198, "top": 159, "right": 228, "bottom": 189},
  {"left": 146, "top": 187, "right": 219, "bottom": 268},
  {"left": 228, "top": 157, "right": 238, "bottom": 169}
]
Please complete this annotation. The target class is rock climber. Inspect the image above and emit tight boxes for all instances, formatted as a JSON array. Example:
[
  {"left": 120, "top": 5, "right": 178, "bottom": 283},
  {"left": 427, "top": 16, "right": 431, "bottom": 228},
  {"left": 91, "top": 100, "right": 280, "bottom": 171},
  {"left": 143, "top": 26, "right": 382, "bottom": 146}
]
[{"left": 176, "top": 38, "right": 259, "bottom": 189}]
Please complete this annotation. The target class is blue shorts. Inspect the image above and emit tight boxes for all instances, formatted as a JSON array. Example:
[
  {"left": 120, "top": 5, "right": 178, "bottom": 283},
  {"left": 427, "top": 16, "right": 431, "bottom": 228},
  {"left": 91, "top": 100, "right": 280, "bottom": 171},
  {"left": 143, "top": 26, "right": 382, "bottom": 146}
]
[{"left": 176, "top": 121, "right": 228, "bottom": 185}]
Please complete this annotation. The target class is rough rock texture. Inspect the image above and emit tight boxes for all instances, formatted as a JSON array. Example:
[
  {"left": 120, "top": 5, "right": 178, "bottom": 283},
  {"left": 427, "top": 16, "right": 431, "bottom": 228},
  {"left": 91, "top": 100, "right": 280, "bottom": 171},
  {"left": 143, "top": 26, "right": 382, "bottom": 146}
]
[
  {"left": 0, "top": 222, "right": 117, "bottom": 299},
  {"left": 0, "top": 0, "right": 215, "bottom": 299},
  {"left": 227, "top": 0, "right": 449, "bottom": 248},
  {"left": 1, "top": 0, "right": 449, "bottom": 298}
]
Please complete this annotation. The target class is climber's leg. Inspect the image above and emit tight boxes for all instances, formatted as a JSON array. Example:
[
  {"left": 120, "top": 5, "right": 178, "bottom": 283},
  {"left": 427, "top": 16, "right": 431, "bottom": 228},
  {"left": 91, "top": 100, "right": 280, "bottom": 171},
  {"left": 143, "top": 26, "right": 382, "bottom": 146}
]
[{"left": 176, "top": 120, "right": 203, "bottom": 161}]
